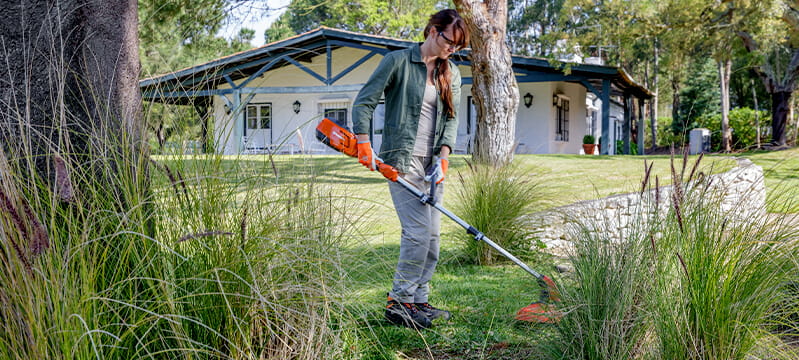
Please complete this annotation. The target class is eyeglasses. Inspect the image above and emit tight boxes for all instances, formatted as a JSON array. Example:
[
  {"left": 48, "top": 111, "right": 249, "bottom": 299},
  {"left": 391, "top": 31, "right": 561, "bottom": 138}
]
[{"left": 437, "top": 32, "right": 460, "bottom": 51}]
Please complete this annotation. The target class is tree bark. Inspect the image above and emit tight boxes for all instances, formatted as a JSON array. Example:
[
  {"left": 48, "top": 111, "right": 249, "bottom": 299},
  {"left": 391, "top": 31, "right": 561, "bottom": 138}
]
[
  {"left": 719, "top": 59, "right": 732, "bottom": 152},
  {"left": 0, "top": 0, "right": 142, "bottom": 192},
  {"left": 454, "top": 0, "right": 518, "bottom": 167},
  {"left": 671, "top": 78, "right": 681, "bottom": 132},
  {"left": 771, "top": 91, "right": 791, "bottom": 146}
]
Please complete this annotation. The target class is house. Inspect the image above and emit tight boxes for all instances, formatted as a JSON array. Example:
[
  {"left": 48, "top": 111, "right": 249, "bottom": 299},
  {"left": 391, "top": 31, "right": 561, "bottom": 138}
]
[{"left": 140, "top": 27, "right": 652, "bottom": 156}]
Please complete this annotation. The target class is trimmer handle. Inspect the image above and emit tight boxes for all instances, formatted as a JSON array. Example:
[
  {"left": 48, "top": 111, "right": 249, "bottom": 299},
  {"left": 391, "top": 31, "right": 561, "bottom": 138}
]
[{"left": 315, "top": 118, "right": 399, "bottom": 182}]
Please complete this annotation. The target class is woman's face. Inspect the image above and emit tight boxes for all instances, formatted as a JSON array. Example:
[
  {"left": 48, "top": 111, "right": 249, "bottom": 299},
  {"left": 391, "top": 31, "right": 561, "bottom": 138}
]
[{"left": 431, "top": 24, "right": 460, "bottom": 59}]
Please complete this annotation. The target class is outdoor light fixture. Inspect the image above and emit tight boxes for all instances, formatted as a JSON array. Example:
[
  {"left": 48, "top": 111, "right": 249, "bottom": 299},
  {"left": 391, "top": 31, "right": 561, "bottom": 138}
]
[
  {"left": 293, "top": 100, "right": 301, "bottom": 114},
  {"left": 552, "top": 94, "right": 559, "bottom": 106},
  {"left": 524, "top": 92, "right": 533, "bottom": 108}
]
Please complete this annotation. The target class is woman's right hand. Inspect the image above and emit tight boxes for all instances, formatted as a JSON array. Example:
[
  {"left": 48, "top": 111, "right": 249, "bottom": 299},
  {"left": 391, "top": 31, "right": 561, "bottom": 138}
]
[{"left": 356, "top": 141, "right": 375, "bottom": 170}]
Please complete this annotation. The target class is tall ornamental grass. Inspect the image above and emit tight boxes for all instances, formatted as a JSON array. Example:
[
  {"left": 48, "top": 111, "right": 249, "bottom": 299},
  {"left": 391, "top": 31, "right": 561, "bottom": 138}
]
[
  {"left": 650, "top": 156, "right": 798, "bottom": 360},
  {"left": 452, "top": 162, "right": 547, "bottom": 265},
  {"left": 0, "top": 113, "right": 359, "bottom": 358},
  {"left": 551, "top": 153, "right": 799, "bottom": 360}
]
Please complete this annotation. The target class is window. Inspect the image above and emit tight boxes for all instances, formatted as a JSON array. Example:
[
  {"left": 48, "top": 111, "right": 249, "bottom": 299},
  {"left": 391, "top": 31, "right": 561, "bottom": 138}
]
[
  {"left": 555, "top": 98, "right": 569, "bottom": 141},
  {"left": 245, "top": 103, "right": 271, "bottom": 131},
  {"left": 325, "top": 108, "right": 348, "bottom": 127}
]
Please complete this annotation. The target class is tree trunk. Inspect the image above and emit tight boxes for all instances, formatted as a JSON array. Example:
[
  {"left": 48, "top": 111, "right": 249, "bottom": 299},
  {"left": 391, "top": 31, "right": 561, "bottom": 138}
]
[
  {"left": 771, "top": 91, "right": 791, "bottom": 146},
  {"left": 752, "top": 79, "right": 760, "bottom": 149},
  {"left": 671, "top": 79, "right": 681, "bottom": 131},
  {"left": 0, "top": 0, "right": 142, "bottom": 191},
  {"left": 454, "top": 0, "right": 518, "bottom": 167},
  {"left": 650, "top": 40, "right": 659, "bottom": 151},
  {"left": 718, "top": 59, "right": 732, "bottom": 152}
]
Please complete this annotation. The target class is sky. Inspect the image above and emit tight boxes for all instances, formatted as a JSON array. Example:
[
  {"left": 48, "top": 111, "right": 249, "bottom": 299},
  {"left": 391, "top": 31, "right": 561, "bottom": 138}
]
[{"left": 217, "top": 0, "right": 291, "bottom": 47}]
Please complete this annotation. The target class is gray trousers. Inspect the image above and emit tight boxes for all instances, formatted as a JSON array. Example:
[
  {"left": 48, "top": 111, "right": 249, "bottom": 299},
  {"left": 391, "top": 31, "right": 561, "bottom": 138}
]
[{"left": 388, "top": 156, "right": 444, "bottom": 303}]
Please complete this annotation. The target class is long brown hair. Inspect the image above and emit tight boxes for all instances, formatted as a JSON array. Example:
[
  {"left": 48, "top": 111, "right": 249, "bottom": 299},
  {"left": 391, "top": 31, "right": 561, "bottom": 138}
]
[{"left": 423, "top": 9, "right": 469, "bottom": 117}]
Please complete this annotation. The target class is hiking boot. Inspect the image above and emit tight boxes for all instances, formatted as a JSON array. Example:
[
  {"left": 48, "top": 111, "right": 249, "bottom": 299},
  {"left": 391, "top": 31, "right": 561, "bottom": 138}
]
[
  {"left": 385, "top": 295, "right": 432, "bottom": 329},
  {"left": 415, "top": 302, "right": 451, "bottom": 321}
]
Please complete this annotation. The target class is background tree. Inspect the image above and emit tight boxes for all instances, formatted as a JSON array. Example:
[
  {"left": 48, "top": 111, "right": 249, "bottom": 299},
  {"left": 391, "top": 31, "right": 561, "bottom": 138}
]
[
  {"left": 139, "top": 0, "right": 258, "bottom": 152},
  {"left": 507, "top": 0, "right": 565, "bottom": 57},
  {"left": 454, "top": 0, "right": 518, "bottom": 166},
  {"left": 736, "top": 0, "right": 799, "bottom": 146},
  {"left": 266, "top": 0, "right": 439, "bottom": 42}
]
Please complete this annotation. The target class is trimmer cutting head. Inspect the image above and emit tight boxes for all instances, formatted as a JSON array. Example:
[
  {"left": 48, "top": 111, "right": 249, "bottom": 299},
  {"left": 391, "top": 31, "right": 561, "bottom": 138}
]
[
  {"left": 515, "top": 275, "right": 562, "bottom": 323},
  {"left": 515, "top": 302, "right": 562, "bottom": 323}
]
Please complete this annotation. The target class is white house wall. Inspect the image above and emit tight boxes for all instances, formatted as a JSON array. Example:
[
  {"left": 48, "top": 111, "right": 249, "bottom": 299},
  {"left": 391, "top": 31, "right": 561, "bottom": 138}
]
[
  {"left": 211, "top": 46, "right": 593, "bottom": 156},
  {"left": 513, "top": 82, "right": 587, "bottom": 154},
  {"left": 213, "top": 46, "right": 386, "bottom": 155}
]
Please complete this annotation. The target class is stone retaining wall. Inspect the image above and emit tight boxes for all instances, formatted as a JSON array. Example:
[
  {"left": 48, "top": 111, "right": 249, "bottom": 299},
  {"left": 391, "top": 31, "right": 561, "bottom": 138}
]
[{"left": 530, "top": 158, "right": 766, "bottom": 254}]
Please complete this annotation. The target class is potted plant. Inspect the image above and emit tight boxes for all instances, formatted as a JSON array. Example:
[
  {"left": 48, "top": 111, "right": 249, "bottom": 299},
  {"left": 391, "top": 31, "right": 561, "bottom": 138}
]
[{"left": 582, "top": 134, "right": 597, "bottom": 155}]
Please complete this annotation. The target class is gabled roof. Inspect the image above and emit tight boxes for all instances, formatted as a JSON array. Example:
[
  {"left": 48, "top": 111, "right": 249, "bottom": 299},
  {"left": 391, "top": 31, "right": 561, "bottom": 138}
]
[
  {"left": 140, "top": 26, "right": 652, "bottom": 101},
  {"left": 140, "top": 27, "right": 415, "bottom": 90}
]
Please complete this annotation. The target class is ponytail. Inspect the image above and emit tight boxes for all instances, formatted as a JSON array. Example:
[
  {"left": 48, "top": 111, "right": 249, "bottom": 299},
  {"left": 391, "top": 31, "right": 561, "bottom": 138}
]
[{"left": 424, "top": 9, "right": 469, "bottom": 118}]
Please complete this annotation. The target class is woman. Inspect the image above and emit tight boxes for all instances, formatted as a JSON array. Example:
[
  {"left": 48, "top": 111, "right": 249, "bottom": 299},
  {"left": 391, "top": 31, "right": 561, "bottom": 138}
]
[{"left": 351, "top": 9, "right": 469, "bottom": 329}]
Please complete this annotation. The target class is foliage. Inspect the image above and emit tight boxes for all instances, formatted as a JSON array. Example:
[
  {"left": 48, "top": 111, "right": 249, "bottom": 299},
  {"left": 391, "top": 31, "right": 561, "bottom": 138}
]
[
  {"left": 674, "top": 57, "right": 721, "bottom": 136},
  {"left": 547, "top": 207, "right": 652, "bottom": 360},
  {"left": 550, "top": 154, "right": 799, "bottom": 360},
  {"left": 653, "top": 117, "right": 686, "bottom": 147},
  {"left": 582, "top": 134, "right": 595, "bottom": 144},
  {"left": 615, "top": 140, "right": 638, "bottom": 155},
  {"left": 452, "top": 163, "right": 547, "bottom": 265},
  {"left": 139, "top": 0, "right": 262, "bottom": 152},
  {"left": 649, "top": 156, "right": 799, "bottom": 360},
  {"left": 266, "top": 0, "right": 441, "bottom": 42},
  {"left": 695, "top": 107, "right": 771, "bottom": 151},
  {"left": 0, "top": 125, "right": 358, "bottom": 358},
  {"left": 507, "top": 0, "right": 566, "bottom": 56}
]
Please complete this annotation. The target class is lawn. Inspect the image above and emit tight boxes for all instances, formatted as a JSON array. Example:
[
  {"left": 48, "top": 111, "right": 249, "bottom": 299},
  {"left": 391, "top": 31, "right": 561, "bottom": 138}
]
[{"left": 153, "top": 151, "right": 759, "bottom": 359}]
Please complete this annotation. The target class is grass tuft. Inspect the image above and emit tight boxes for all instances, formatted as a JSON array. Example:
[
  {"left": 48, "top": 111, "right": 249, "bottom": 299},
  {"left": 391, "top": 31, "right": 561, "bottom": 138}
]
[{"left": 452, "top": 162, "right": 548, "bottom": 265}]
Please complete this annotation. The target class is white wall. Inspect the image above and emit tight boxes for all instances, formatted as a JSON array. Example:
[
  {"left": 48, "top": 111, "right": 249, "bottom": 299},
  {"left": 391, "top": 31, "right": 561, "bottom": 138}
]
[
  {"left": 210, "top": 46, "right": 593, "bottom": 156},
  {"left": 515, "top": 82, "right": 555, "bottom": 154},
  {"left": 213, "top": 46, "right": 383, "bottom": 155}
]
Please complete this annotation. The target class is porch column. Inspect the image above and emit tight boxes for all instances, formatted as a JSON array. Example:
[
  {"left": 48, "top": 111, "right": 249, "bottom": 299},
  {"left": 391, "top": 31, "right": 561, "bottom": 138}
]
[
  {"left": 600, "top": 79, "right": 612, "bottom": 155},
  {"left": 233, "top": 89, "right": 242, "bottom": 153},
  {"left": 623, "top": 94, "right": 631, "bottom": 155},
  {"left": 193, "top": 97, "right": 212, "bottom": 153},
  {"left": 638, "top": 98, "right": 645, "bottom": 155}
]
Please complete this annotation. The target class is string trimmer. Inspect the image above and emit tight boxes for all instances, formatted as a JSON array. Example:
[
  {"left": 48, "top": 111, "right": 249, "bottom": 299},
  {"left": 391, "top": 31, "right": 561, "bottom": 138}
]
[{"left": 315, "top": 118, "right": 561, "bottom": 323}]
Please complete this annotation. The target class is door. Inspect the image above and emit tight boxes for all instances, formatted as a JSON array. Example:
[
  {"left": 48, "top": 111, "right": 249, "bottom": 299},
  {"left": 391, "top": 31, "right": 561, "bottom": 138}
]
[{"left": 245, "top": 103, "right": 272, "bottom": 150}]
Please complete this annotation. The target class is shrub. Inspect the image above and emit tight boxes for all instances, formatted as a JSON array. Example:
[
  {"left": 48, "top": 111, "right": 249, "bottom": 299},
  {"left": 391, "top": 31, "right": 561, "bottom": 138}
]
[
  {"left": 695, "top": 107, "right": 771, "bottom": 151},
  {"left": 452, "top": 162, "right": 547, "bottom": 265},
  {"left": 656, "top": 117, "right": 686, "bottom": 147},
  {"left": 615, "top": 140, "right": 638, "bottom": 155},
  {"left": 583, "top": 134, "right": 595, "bottom": 144}
]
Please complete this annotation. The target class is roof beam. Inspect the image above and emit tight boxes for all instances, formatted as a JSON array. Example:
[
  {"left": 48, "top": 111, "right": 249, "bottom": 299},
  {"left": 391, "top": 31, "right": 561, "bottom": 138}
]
[
  {"left": 284, "top": 57, "right": 327, "bottom": 84},
  {"left": 143, "top": 84, "right": 365, "bottom": 100},
  {"left": 329, "top": 51, "right": 378, "bottom": 85}
]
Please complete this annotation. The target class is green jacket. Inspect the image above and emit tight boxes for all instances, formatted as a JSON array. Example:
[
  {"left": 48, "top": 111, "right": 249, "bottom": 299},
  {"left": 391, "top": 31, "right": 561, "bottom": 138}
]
[{"left": 352, "top": 43, "right": 461, "bottom": 173}]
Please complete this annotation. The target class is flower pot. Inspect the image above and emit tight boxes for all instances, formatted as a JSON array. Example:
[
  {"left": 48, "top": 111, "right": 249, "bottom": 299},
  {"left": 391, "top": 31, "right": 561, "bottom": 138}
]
[{"left": 582, "top": 144, "right": 596, "bottom": 155}]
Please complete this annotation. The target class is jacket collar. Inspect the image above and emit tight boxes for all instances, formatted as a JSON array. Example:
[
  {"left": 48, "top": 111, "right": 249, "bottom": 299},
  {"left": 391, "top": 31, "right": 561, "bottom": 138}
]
[{"left": 410, "top": 43, "right": 424, "bottom": 63}]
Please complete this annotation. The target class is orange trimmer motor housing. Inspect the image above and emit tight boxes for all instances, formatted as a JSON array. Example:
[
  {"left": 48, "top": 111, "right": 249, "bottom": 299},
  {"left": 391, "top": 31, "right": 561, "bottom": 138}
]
[{"left": 316, "top": 118, "right": 358, "bottom": 157}]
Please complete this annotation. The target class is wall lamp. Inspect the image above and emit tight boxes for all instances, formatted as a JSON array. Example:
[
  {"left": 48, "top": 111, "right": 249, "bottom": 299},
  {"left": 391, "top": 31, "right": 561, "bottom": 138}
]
[
  {"left": 293, "top": 100, "right": 301, "bottom": 114},
  {"left": 523, "top": 92, "right": 533, "bottom": 108},
  {"left": 552, "top": 93, "right": 559, "bottom": 106}
]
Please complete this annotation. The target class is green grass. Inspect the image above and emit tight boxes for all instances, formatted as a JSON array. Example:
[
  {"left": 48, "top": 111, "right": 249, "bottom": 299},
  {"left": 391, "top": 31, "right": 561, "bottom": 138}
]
[
  {"left": 3, "top": 145, "right": 793, "bottom": 359},
  {"left": 742, "top": 147, "right": 799, "bottom": 212}
]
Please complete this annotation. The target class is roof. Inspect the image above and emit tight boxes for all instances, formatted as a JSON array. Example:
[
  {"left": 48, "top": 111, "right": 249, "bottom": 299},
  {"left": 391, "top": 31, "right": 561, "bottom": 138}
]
[{"left": 140, "top": 26, "right": 652, "bottom": 101}]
